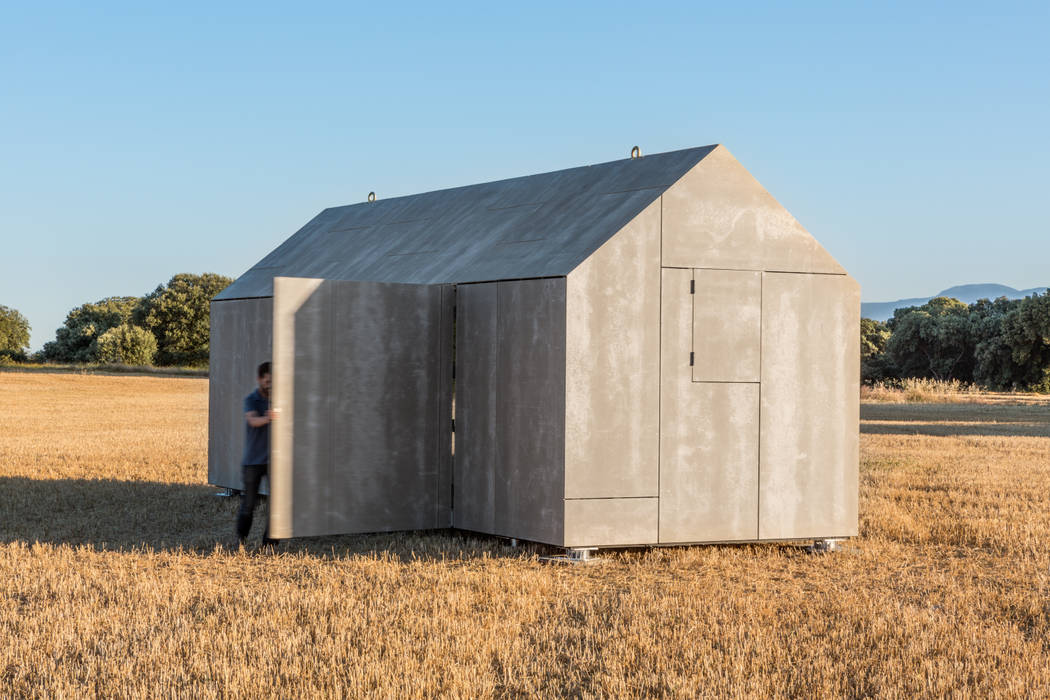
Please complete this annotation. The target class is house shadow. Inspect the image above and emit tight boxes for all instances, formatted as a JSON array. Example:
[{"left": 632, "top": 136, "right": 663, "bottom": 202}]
[
  {"left": 860, "top": 403, "right": 1050, "bottom": 438},
  {"left": 0, "top": 476, "right": 542, "bottom": 561},
  {"left": 860, "top": 421, "right": 1050, "bottom": 438}
]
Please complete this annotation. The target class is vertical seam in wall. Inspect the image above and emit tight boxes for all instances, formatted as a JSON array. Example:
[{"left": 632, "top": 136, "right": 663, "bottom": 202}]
[
  {"left": 690, "top": 268, "right": 696, "bottom": 383},
  {"left": 562, "top": 277, "right": 568, "bottom": 539},
  {"left": 757, "top": 272, "right": 763, "bottom": 540},
  {"left": 433, "top": 289, "right": 439, "bottom": 527},
  {"left": 446, "top": 286, "right": 454, "bottom": 527},
  {"left": 495, "top": 282, "right": 502, "bottom": 537},
  {"left": 437, "top": 287, "right": 444, "bottom": 527},
  {"left": 657, "top": 196, "right": 663, "bottom": 542},
  {"left": 326, "top": 282, "right": 336, "bottom": 534},
  {"left": 560, "top": 278, "right": 567, "bottom": 545}
]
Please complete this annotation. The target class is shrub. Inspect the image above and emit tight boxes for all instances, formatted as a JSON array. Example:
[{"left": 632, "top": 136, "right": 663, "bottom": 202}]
[
  {"left": 42, "top": 297, "right": 142, "bottom": 363},
  {"left": 95, "top": 324, "right": 158, "bottom": 366},
  {"left": 0, "top": 304, "right": 30, "bottom": 355}
]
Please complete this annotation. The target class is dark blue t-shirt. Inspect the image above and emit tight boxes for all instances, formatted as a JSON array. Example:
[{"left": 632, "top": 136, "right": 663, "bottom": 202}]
[{"left": 242, "top": 388, "right": 270, "bottom": 466}]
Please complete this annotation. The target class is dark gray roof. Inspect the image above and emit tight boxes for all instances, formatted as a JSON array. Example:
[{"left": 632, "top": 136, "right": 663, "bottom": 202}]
[{"left": 216, "top": 145, "right": 717, "bottom": 300}]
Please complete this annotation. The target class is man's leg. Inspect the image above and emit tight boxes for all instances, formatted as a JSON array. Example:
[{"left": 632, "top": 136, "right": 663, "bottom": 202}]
[
  {"left": 236, "top": 464, "right": 264, "bottom": 543},
  {"left": 260, "top": 464, "right": 276, "bottom": 546}
]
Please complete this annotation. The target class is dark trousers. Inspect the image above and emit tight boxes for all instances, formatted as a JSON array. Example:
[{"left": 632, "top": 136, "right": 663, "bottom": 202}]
[{"left": 236, "top": 463, "right": 270, "bottom": 542}]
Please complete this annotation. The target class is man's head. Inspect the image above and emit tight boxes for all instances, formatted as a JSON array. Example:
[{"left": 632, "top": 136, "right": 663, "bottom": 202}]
[{"left": 257, "top": 361, "right": 272, "bottom": 395}]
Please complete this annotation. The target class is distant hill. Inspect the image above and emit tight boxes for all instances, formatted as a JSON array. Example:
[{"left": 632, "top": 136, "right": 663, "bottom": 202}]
[{"left": 862, "top": 284, "right": 1048, "bottom": 322}]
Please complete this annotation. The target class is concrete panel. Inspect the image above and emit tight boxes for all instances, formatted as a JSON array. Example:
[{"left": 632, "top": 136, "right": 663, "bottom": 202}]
[
  {"left": 270, "top": 277, "right": 325, "bottom": 539},
  {"left": 565, "top": 199, "right": 660, "bottom": 498},
  {"left": 496, "top": 278, "right": 566, "bottom": 546},
  {"left": 691, "top": 269, "right": 762, "bottom": 383},
  {"left": 328, "top": 280, "right": 452, "bottom": 534},
  {"left": 759, "top": 273, "right": 860, "bottom": 539},
  {"left": 662, "top": 145, "right": 845, "bottom": 274},
  {"left": 564, "top": 498, "right": 659, "bottom": 547},
  {"left": 270, "top": 277, "right": 453, "bottom": 539},
  {"left": 208, "top": 296, "right": 273, "bottom": 490},
  {"left": 660, "top": 269, "right": 759, "bottom": 543},
  {"left": 453, "top": 283, "right": 499, "bottom": 534}
]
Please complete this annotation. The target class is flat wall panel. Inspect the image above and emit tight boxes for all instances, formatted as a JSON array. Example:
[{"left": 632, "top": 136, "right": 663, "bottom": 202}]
[
  {"left": 660, "top": 269, "right": 759, "bottom": 543},
  {"left": 270, "top": 277, "right": 452, "bottom": 539},
  {"left": 496, "top": 278, "right": 566, "bottom": 546},
  {"left": 453, "top": 283, "right": 499, "bottom": 533},
  {"left": 759, "top": 273, "right": 860, "bottom": 539},
  {"left": 564, "top": 498, "right": 658, "bottom": 547},
  {"left": 270, "top": 277, "right": 325, "bottom": 538},
  {"left": 661, "top": 146, "right": 845, "bottom": 274},
  {"left": 692, "top": 269, "right": 762, "bottom": 383},
  {"left": 208, "top": 297, "right": 273, "bottom": 490},
  {"left": 565, "top": 200, "right": 660, "bottom": 499}
]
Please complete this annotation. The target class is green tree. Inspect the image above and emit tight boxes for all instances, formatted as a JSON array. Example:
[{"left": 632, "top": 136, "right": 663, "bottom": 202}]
[
  {"left": 42, "top": 296, "right": 141, "bottom": 363},
  {"left": 1002, "top": 291, "right": 1050, "bottom": 392},
  {"left": 0, "top": 304, "right": 31, "bottom": 359},
  {"left": 134, "top": 273, "right": 233, "bottom": 366},
  {"left": 95, "top": 324, "right": 158, "bottom": 365},
  {"left": 886, "top": 297, "right": 975, "bottom": 381},
  {"left": 860, "top": 317, "right": 895, "bottom": 382},
  {"left": 969, "top": 297, "right": 1025, "bottom": 389}
]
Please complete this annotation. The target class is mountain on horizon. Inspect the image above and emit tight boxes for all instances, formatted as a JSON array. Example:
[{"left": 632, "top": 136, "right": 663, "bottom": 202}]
[{"left": 861, "top": 284, "right": 1048, "bottom": 322}]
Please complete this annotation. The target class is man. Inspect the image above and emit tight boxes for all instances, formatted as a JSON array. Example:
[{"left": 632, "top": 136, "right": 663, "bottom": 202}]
[{"left": 237, "top": 361, "right": 278, "bottom": 547}]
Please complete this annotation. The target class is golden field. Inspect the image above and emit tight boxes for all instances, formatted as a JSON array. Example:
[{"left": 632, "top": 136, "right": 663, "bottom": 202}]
[{"left": 2, "top": 372, "right": 1049, "bottom": 698}]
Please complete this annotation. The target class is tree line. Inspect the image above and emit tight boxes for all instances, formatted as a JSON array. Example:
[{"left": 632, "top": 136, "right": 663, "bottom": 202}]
[
  {"left": 863, "top": 292, "right": 1050, "bottom": 392},
  {"left": 0, "top": 273, "right": 232, "bottom": 367},
  {"left": 6, "top": 278, "right": 1050, "bottom": 383}
]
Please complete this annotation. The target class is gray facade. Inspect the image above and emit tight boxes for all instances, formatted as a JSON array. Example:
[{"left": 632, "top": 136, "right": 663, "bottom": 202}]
[{"left": 209, "top": 144, "right": 859, "bottom": 547}]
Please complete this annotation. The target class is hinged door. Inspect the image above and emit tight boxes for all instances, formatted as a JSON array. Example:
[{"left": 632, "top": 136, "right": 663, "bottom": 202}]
[{"left": 269, "top": 277, "right": 453, "bottom": 538}]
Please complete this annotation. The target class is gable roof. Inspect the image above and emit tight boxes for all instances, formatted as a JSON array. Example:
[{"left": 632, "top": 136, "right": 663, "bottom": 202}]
[{"left": 215, "top": 145, "right": 718, "bottom": 300}]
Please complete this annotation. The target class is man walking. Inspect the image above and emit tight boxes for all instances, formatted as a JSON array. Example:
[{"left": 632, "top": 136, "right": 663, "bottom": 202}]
[{"left": 237, "top": 361, "right": 278, "bottom": 547}]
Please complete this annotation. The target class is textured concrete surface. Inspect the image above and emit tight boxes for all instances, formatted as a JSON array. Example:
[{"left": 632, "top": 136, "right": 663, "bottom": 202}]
[
  {"left": 661, "top": 145, "right": 845, "bottom": 274},
  {"left": 270, "top": 277, "right": 452, "bottom": 539},
  {"left": 565, "top": 199, "right": 660, "bottom": 499},
  {"left": 659, "top": 268, "right": 760, "bottom": 543},
  {"left": 215, "top": 147, "right": 717, "bottom": 300},
  {"left": 759, "top": 272, "right": 860, "bottom": 539},
  {"left": 564, "top": 498, "right": 659, "bottom": 547},
  {"left": 208, "top": 297, "right": 274, "bottom": 491},
  {"left": 692, "top": 269, "right": 762, "bottom": 383},
  {"left": 269, "top": 277, "right": 323, "bottom": 538},
  {"left": 495, "top": 278, "right": 566, "bottom": 546},
  {"left": 454, "top": 278, "right": 566, "bottom": 545},
  {"left": 453, "top": 282, "right": 499, "bottom": 534}
]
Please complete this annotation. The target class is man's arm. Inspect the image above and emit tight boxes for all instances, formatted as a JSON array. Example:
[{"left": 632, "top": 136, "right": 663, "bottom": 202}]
[{"left": 245, "top": 410, "right": 278, "bottom": 428}]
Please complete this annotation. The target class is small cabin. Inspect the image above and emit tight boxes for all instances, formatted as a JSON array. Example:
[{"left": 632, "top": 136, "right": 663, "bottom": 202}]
[{"left": 209, "top": 145, "right": 859, "bottom": 548}]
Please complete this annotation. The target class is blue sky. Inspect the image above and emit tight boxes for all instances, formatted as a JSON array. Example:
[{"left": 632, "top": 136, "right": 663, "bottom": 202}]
[{"left": 2, "top": 1, "right": 1047, "bottom": 350}]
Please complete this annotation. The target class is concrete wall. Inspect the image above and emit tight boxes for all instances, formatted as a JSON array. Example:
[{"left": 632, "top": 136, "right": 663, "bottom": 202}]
[
  {"left": 208, "top": 297, "right": 273, "bottom": 490},
  {"left": 454, "top": 278, "right": 566, "bottom": 546},
  {"left": 659, "top": 268, "right": 760, "bottom": 543},
  {"left": 759, "top": 273, "right": 860, "bottom": 539},
  {"left": 269, "top": 277, "right": 453, "bottom": 539},
  {"left": 661, "top": 145, "right": 844, "bottom": 274},
  {"left": 562, "top": 199, "right": 660, "bottom": 545},
  {"left": 654, "top": 148, "right": 860, "bottom": 543}
]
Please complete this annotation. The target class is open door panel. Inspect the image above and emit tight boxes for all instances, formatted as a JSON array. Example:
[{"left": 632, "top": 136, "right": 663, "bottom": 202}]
[{"left": 269, "top": 277, "right": 453, "bottom": 538}]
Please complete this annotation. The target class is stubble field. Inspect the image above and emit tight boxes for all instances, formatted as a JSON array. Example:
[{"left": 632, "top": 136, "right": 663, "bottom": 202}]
[{"left": 1, "top": 371, "right": 1049, "bottom": 698}]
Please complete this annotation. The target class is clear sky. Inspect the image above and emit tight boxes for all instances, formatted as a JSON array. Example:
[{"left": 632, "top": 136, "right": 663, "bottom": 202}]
[{"left": 2, "top": 1, "right": 1047, "bottom": 350}]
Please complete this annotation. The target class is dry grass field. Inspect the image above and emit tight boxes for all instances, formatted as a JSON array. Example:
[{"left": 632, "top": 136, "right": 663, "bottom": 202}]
[{"left": 2, "top": 372, "right": 1050, "bottom": 698}]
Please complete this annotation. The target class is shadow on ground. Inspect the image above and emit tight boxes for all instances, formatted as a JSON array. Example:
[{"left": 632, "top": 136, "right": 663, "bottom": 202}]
[
  {"left": 860, "top": 402, "right": 1050, "bottom": 438},
  {"left": 0, "top": 476, "right": 538, "bottom": 561}
]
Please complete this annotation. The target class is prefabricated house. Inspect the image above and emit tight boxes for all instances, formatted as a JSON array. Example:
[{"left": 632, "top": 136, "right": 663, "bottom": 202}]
[{"left": 209, "top": 144, "right": 859, "bottom": 549}]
